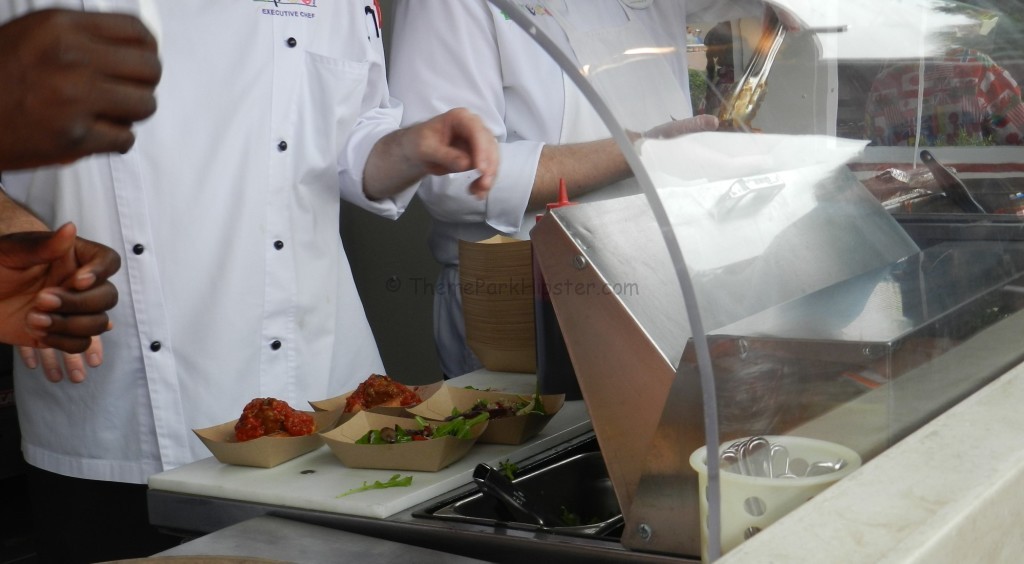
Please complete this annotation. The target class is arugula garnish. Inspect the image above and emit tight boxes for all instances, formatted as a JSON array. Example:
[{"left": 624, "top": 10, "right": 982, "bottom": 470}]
[
  {"left": 498, "top": 459, "right": 519, "bottom": 481},
  {"left": 420, "top": 412, "right": 489, "bottom": 439},
  {"left": 336, "top": 474, "right": 413, "bottom": 498}
]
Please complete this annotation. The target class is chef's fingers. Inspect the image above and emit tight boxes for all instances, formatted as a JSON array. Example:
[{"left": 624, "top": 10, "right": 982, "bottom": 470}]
[
  {"left": 32, "top": 345, "right": 88, "bottom": 383},
  {"left": 17, "top": 346, "right": 40, "bottom": 371},
  {"left": 35, "top": 348, "right": 66, "bottom": 383},
  {"left": 468, "top": 172, "right": 494, "bottom": 198},
  {"left": 0, "top": 225, "right": 76, "bottom": 272},
  {"left": 91, "top": 74, "right": 160, "bottom": 124},
  {"left": 18, "top": 336, "right": 106, "bottom": 381},
  {"left": 453, "top": 111, "right": 497, "bottom": 197},
  {"left": 432, "top": 108, "right": 497, "bottom": 198},
  {"left": 55, "top": 119, "right": 137, "bottom": 163},
  {"left": 86, "top": 26, "right": 162, "bottom": 85},
  {"left": 71, "top": 236, "right": 122, "bottom": 287},
  {"left": 76, "top": 10, "right": 158, "bottom": 48},
  {"left": 79, "top": 75, "right": 161, "bottom": 157},
  {"left": 61, "top": 349, "right": 89, "bottom": 384},
  {"left": 83, "top": 335, "right": 105, "bottom": 368},
  {"left": 35, "top": 310, "right": 110, "bottom": 345},
  {"left": 43, "top": 280, "right": 119, "bottom": 315}
]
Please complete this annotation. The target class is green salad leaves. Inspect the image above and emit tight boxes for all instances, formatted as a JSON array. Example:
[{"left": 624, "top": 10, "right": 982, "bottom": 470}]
[{"left": 354, "top": 412, "right": 489, "bottom": 445}]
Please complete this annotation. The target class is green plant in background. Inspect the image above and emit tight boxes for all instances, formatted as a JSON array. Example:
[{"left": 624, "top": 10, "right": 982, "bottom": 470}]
[
  {"left": 688, "top": 68, "right": 708, "bottom": 115},
  {"left": 952, "top": 127, "right": 996, "bottom": 146},
  {"left": 931, "top": 127, "right": 996, "bottom": 147}
]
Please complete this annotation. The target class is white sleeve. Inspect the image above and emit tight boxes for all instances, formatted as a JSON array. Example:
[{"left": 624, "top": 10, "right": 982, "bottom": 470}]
[
  {"left": 338, "top": 28, "right": 415, "bottom": 220},
  {"left": 389, "top": 0, "right": 542, "bottom": 233}
]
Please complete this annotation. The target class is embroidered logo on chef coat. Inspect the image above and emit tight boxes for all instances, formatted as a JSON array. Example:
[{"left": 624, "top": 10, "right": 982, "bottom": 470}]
[
  {"left": 254, "top": 0, "right": 317, "bottom": 6},
  {"left": 515, "top": 3, "right": 555, "bottom": 17},
  {"left": 255, "top": 0, "right": 317, "bottom": 18}
]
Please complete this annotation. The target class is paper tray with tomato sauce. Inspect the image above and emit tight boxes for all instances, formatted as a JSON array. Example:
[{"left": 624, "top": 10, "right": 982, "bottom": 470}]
[
  {"left": 194, "top": 410, "right": 342, "bottom": 468},
  {"left": 320, "top": 411, "right": 488, "bottom": 472},
  {"left": 407, "top": 385, "right": 564, "bottom": 445}
]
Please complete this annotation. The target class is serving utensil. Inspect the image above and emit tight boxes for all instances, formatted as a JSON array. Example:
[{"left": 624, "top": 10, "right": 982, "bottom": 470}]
[
  {"left": 720, "top": 437, "right": 847, "bottom": 479},
  {"left": 472, "top": 463, "right": 562, "bottom": 527}
]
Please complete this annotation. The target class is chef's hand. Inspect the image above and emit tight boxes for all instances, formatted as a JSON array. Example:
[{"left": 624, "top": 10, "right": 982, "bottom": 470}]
[
  {"left": 364, "top": 107, "right": 498, "bottom": 200},
  {"left": 413, "top": 107, "right": 498, "bottom": 198},
  {"left": 0, "top": 9, "right": 161, "bottom": 171},
  {"left": 641, "top": 114, "right": 720, "bottom": 140}
]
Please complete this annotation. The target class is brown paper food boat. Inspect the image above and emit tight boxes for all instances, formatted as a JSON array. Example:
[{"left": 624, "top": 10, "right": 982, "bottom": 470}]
[
  {"left": 320, "top": 411, "right": 487, "bottom": 472},
  {"left": 407, "top": 385, "right": 564, "bottom": 445},
  {"left": 194, "top": 410, "right": 342, "bottom": 468}
]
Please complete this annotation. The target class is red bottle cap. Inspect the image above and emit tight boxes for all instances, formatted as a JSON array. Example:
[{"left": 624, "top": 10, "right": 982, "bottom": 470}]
[
  {"left": 547, "top": 178, "right": 575, "bottom": 211},
  {"left": 537, "top": 178, "right": 576, "bottom": 225}
]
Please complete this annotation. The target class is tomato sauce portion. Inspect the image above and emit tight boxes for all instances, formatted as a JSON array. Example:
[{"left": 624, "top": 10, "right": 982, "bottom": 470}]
[
  {"left": 234, "top": 397, "right": 315, "bottom": 441},
  {"left": 344, "top": 374, "right": 422, "bottom": 413}
]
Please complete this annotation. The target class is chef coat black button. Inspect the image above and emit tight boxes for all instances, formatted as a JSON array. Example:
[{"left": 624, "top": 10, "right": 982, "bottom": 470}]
[
  {"left": 150, "top": 341, "right": 161, "bottom": 352},
  {"left": 133, "top": 244, "right": 145, "bottom": 255},
  {"left": 286, "top": 37, "right": 297, "bottom": 48},
  {"left": 274, "top": 240, "right": 284, "bottom": 250},
  {"left": 278, "top": 140, "right": 288, "bottom": 152},
  {"left": 271, "top": 340, "right": 282, "bottom": 351}
]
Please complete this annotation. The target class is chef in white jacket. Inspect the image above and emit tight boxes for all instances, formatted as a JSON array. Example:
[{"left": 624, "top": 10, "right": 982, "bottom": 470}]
[
  {"left": 390, "top": 0, "right": 739, "bottom": 377},
  {"left": 0, "top": 1, "right": 496, "bottom": 561}
]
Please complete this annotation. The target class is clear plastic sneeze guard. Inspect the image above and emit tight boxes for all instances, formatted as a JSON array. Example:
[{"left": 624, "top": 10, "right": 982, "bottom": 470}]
[{"left": 493, "top": 0, "right": 1024, "bottom": 561}]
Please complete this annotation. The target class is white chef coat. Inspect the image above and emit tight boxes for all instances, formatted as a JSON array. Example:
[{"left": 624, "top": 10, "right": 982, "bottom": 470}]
[
  {"left": 1, "top": 0, "right": 414, "bottom": 484},
  {"left": 389, "top": 0, "right": 694, "bottom": 376}
]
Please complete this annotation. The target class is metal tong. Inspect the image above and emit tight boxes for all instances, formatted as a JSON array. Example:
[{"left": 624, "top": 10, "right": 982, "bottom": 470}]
[
  {"left": 920, "top": 150, "right": 990, "bottom": 213},
  {"left": 472, "top": 463, "right": 561, "bottom": 527},
  {"left": 717, "top": 5, "right": 788, "bottom": 131}
]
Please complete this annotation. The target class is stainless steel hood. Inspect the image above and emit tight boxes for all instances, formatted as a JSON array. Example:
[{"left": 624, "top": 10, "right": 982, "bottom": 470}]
[{"left": 533, "top": 191, "right": 1024, "bottom": 557}]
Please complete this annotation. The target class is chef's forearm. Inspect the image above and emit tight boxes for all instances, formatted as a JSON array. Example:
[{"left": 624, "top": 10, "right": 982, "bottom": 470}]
[
  {"left": 529, "top": 139, "right": 632, "bottom": 210},
  {"left": 362, "top": 127, "right": 423, "bottom": 201}
]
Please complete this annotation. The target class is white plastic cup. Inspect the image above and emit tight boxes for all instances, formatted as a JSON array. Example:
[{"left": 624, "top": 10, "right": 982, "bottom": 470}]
[{"left": 689, "top": 435, "right": 861, "bottom": 559}]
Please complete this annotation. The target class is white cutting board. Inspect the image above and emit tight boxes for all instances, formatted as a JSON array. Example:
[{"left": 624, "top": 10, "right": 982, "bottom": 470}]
[{"left": 148, "top": 372, "right": 592, "bottom": 519}]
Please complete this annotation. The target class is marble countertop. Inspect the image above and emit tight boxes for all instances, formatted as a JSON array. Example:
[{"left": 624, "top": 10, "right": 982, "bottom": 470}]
[{"left": 718, "top": 359, "right": 1024, "bottom": 563}]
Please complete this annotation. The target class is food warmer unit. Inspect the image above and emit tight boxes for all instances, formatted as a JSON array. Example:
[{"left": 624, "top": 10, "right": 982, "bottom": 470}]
[{"left": 148, "top": 0, "right": 1024, "bottom": 561}]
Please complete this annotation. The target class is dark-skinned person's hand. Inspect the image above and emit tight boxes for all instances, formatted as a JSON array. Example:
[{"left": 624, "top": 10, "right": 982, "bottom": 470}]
[
  {"left": 0, "top": 9, "right": 161, "bottom": 170},
  {"left": 0, "top": 223, "right": 120, "bottom": 381}
]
